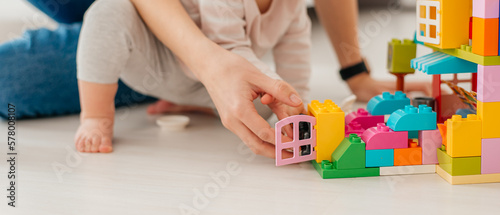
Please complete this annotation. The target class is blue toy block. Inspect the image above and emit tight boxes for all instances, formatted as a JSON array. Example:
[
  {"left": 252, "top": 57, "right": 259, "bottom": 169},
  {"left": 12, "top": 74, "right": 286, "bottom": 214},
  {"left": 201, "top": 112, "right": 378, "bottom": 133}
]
[
  {"left": 408, "top": 130, "right": 419, "bottom": 139},
  {"left": 411, "top": 52, "right": 477, "bottom": 75},
  {"left": 387, "top": 105, "right": 437, "bottom": 131},
  {"left": 366, "top": 149, "right": 394, "bottom": 167},
  {"left": 366, "top": 91, "right": 411, "bottom": 116}
]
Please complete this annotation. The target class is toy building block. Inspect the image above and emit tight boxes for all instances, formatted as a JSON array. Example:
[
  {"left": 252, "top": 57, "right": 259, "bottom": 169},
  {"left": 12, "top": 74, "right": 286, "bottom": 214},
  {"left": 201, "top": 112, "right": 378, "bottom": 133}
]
[
  {"left": 472, "top": 17, "right": 499, "bottom": 56},
  {"left": 387, "top": 105, "right": 437, "bottom": 131},
  {"left": 417, "top": 0, "right": 471, "bottom": 49},
  {"left": 419, "top": 130, "right": 443, "bottom": 164},
  {"left": 437, "top": 123, "right": 447, "bottom": 146},
  {"left": 473, "top": 0, "right": 500, "bottom": 19},
  {"left": 394, "top": 140, "right": 422, "bottom": 166},
  {"left": 366, "top": 149, "right": 394, "bottom": 167},
  {"left": 312, "top": 160, "right": 379, "bottom": 179},
  {"left": 275, "top": 115, "right": 317, "bottom": 166},
  {"left": 366, "top": 91, "right": 411, "bottom": 116},
  {"left": 477, "top": 101, "right": 500, "bottom": 138},
  {"left": 425, "top": 44, "right": 500, "bottom": 66},
  {"left": 380, "top": 164, "right": 436, "bottom": 176},
  {"left": 387, "top": 39, "right": 417, "bottom": 73},
  {"left": 477, "top": 65, "right": 500, "bottom": 102},
  {"left": 446, "top": 114, "right": 482, "bottom": 157},
  {"left": 436, "top": 165, "right": 500, "bottom": 185},
  {"left": 411, "top": 51, "right": 478, "bottom": 75},
  {"left": 345, "top": 121, "right": 365, "bottom": 137},
  {"left": 332, "top": 134, "right": 365, "bottom": 170},
  {"left": 481, "top": 138, "right": 500, "bottom": 174},
  {"left": 437, "top": 147, "right": 481, "bottom": 176},
  {"left": 361, "top": 123, "right": 408, "bottom": 150},
  {"left": 308, "top": 100, "right": 345, "bottom": 163},
  {"left": 345, "top": 108, "right": 384, "bottom": 130},
  {"left": 408, "top": 130, "right": 419, "bottom": 139}
]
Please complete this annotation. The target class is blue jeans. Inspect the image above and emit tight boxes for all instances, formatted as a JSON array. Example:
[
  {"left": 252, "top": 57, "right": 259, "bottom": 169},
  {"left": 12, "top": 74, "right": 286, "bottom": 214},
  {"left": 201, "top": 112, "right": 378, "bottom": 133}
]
[{"left": 0, "top": 0, "right": 154, "bottom": 119}]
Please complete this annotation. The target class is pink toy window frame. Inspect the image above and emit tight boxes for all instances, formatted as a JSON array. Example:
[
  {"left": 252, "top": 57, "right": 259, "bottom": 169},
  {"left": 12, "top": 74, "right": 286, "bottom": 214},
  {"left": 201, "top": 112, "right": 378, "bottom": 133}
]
[{"left": 275, "top": 115, "right": 317, "bottom": 166}]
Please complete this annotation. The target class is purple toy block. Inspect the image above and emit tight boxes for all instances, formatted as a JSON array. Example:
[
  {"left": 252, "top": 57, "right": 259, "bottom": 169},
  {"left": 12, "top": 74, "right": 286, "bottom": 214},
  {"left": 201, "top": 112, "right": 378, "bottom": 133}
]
[
  {"left": 473, "top": 0, "right": 500, "bottom": 18},
  {"left": 345, "top": 121, "right": 366, "bottom": 137},
  {"left": 481, "top": 138, "right": 500, "bottom": 174},
  {"left": 275, "top": 115, "right": 317, "bottom": 166},
  {"left": 419, "top": 130, "right": 443, "bottom": 164},
  {"left": 361, "top": 123, "right": 408, "bottom": 150},
  {"left": 477, "top": 65, "right": 500, "bottom": 102},
  {"left": 345, "top": 108, "right": 385, "bottom": 130}
]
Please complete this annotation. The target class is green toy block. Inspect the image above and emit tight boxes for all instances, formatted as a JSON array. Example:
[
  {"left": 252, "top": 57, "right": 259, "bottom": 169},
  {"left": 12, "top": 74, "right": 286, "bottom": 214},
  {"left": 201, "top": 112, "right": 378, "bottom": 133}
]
[
  {"left": 436, "top": 148, "right": 481, "bottom": 176},
  {"left": 312, "top": 160, "right": 380, "bottom": 179},
  {"left": 426, "top": 44, "right": 500, "bottom": 66},
  {"left": 387, "top": 39, "right": 417, "bottom": 73},
  {"left": 332, "top": 134, "right": 366, "bottom": 170}
]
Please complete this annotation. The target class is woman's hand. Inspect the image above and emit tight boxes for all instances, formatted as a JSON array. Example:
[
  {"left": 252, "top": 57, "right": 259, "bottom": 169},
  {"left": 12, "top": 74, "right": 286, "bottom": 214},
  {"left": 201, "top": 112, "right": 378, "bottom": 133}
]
[{"left": 346, "top": 73, "right": 432, "bottom": 102}]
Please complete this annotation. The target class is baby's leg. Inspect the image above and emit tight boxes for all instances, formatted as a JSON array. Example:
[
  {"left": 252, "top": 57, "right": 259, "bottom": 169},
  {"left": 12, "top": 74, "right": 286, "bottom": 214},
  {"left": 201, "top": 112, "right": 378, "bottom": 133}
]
[{"left": 75, "top": 0, "right": 160, "bottom": 152}]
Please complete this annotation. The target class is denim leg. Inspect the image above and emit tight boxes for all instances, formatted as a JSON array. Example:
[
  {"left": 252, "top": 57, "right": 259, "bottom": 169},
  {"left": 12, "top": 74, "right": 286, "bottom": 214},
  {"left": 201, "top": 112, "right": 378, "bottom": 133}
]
[
  {"left": 0, "top": 23, "right": 155, "bottom": 119},
  {"left": 26, "top": 0, "right": 95, "bottom": 24}
]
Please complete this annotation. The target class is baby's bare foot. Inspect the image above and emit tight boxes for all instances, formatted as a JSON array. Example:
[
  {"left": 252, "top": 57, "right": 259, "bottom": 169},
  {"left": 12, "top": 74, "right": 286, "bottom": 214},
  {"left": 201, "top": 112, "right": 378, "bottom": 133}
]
[
  {"left": 74, "top": 118, "right": 114, "bottom": 153},
  {"left": 147, "top": 100, "right": 214, "bottom": 115}
]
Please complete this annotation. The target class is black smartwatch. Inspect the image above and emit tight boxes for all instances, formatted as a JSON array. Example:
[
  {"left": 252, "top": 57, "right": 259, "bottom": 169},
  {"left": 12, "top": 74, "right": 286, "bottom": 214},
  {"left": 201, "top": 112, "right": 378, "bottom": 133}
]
[{"left": 339, "top": 60, "right": 368, "bottom": 81}]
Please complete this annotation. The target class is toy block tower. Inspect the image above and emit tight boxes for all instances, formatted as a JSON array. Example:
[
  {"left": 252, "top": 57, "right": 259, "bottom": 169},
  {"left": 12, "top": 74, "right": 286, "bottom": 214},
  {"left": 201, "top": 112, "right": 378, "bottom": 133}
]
[{"left": 307, "top": 100, "right": 345, "bottom": 163}]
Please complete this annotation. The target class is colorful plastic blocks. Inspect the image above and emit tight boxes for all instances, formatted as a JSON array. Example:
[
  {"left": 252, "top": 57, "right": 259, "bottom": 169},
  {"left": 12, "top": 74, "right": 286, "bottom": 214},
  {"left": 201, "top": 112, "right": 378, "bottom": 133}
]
[
  {"left": 308, "top": 100, "right": 345, "bottom": 163},
  {"left": 361, "top": 123, "right": 408, "bottom": 150},
  {"left": 332, "top": 134, "right": 366, "bottom": 170},
  {"left": 481, "top": 138, "right": 500, "bottom": 174},
  {"left": 446, "top": 115, "right": 482, "bottom": 158},
  {"left": 419, "top": 130, "right": 443, "bottom": 164},
  {"left": 345, "top": 108, "right": 384, "bottom": 130},
  {"left": 366, "top": 91, "right": 411, "bottom": 116},
  {"left": 274, "top": 115, "right": 317, "bottom": 166},
  {"left": 345, "top": 121, "right": 365, "bottom": 137},
  {"left": 387, "top": 105, "right": 437, "bottom": 131},
  {"left": 366, "top": 149, "right": 394, "bottom": 167},
  {"left": 312, "top": 160, "right": 379, "bottom": 179},
  {"left": 394, "top": 141, "right": 422, "bottom": 166},
  {"left": 387, "top": 39, "right": 417, "bottom": 73},
  {"left": 437, "top": 147, "right": 481, "bottom": 176}
]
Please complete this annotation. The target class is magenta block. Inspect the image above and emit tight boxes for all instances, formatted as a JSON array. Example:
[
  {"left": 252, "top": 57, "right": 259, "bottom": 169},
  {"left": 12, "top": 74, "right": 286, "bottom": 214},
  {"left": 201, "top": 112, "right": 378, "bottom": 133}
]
[
  {"left": 345, "top": 121, "right": 366, "bottom": 137},
  {"left": 361, "top": 123, "right": 408, "bottom": 150},
  {"left": 477, "top": 65, "right": 500, "bottom": 102},
  {"left": 275, "top": 115, "right": 317, "bottom": 166},
  {"left": 345, "top": 108, "right": 385, "bottom": 130},
  {"left": 419, "top": 130, "right": 443, "bottom": 164},
  {"left": 473, "top": 0, "right": 500, "bottom": 18},
  {"left": 482, "top": 138, "right": 500, "bottom": 174}
]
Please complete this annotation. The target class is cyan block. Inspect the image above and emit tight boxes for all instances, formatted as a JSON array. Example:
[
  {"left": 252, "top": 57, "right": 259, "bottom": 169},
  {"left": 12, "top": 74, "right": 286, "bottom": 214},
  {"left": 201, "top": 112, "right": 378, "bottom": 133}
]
[
  {"left": 387, "top": 105, "right": 437, "bottom": 131},
  {"left": 366, "top": 91, "right": 411, "bottom": 116},
  {"left": 366, "top": 149, "right": 394, "bottom": 167},
  {"left": 408, "top": 130, "right": 419, "bottom": 139}
]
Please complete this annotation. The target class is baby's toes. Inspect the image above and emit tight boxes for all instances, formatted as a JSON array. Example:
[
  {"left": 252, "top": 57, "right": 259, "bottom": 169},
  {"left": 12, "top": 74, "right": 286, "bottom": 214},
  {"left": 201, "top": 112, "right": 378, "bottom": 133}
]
[
  {"left": 76, "top": 136, "right": 86, "bottom": 152},
  {"left": 90, "top": 136, "right": 101, "bottom": 153},
  {"left": 84, "top": 137, "right": 93, "bottom": 152},
  {"left": 99, "top": 136, "right": 113, "bottom": 153}
]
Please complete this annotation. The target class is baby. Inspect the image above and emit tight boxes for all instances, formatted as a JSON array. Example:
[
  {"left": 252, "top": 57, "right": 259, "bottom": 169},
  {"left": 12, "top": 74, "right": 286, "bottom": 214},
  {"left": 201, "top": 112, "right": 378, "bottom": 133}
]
[{"left": 75, "top": 0, "right": 311, "bottom": 153}]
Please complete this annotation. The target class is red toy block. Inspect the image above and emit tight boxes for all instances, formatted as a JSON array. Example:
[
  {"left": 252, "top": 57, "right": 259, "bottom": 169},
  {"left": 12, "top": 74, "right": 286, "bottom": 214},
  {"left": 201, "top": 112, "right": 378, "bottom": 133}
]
[
  {"left": 477, "top": 65, "right": 500, "bottom": 102},
  {"left": 472, "top": 17, "right": 499, "bottom": 56},
  {"left": 482, "top": 138, "right": 500, "bottom": 174},
  {"left": 345, "top": 108, "right": 385, "bottom": 130},
  {"left": 361, "top": 123, "right": 408, "bottom": 150},
  {"left": 473, "top": 0, "right": 500, "bottom": 18},
  {"left": 394, "top": 140, "right": 422, "bottom": 166},
  {"left": 419, "top": 130, "right": 443, "bottom": 164},
  {"left": 345, "top": 121, "right": 365, "bottom": 137}
]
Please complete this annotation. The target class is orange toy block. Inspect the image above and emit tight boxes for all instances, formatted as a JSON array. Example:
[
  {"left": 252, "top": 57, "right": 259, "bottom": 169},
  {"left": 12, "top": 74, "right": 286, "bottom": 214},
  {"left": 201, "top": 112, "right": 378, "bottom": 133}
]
[
  {"left": 472, "top": 17, "right": 499, "bottom": 56},
  {"left": 394, "top": 140, "right": 422, "bottom": 166}
]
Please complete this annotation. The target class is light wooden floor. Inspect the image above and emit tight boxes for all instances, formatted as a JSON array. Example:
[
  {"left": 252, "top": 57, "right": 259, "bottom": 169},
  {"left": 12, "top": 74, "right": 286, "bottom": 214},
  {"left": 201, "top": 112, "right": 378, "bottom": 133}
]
[{"left": 1, "top": 1, "right": 500, "bottom": 214}]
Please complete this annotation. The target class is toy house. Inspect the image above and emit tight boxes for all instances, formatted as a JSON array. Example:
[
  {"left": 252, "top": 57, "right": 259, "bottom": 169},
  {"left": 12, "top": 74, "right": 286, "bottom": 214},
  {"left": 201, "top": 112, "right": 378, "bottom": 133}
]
[{"left": 274, "top": 0, "right": 500, "bottom": 185}]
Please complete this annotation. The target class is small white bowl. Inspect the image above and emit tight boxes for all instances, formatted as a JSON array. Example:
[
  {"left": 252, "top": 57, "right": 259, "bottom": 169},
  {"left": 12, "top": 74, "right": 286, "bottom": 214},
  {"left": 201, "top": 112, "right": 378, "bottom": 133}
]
[{"left": 156, "top": 115, "right": 190, "bottom": 131}]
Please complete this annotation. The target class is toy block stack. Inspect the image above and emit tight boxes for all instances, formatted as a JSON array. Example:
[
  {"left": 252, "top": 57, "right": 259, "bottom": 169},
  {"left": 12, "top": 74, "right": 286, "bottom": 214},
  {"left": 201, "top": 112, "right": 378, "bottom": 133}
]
[{"left": 471, "top": 0, "right": 499, "bottom": 56}]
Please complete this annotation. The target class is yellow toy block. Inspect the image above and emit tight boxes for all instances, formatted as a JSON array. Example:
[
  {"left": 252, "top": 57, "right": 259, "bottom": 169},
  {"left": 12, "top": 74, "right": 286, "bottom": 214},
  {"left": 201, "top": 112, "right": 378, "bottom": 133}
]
[
  {"left": 436, "top": 165, "right": 500, "bottom": 185},
  {"left": 308, "top": 100, "right": 345, "bottom": 163},
  {"left": 477, "top": 101, "right": 500, "bottom": 139},
  {"left": 446, "top": 115, "right": 482, "bottom": 157},
  {"left": 472, "top": 17, "right": 499, "bottom": 56},
  {"left": 423, "top": 0, "right": 472, "bottom": 49}
]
